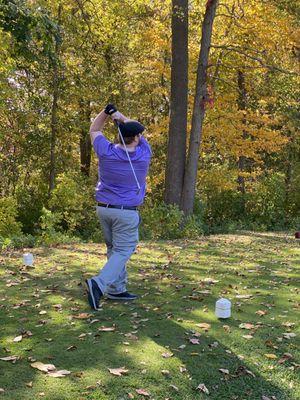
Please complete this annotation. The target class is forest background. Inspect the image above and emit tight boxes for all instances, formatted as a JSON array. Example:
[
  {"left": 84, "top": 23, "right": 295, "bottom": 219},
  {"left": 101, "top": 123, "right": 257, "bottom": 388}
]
[{"left": 0, "top": 0, "right": 299, "bottom": 249}]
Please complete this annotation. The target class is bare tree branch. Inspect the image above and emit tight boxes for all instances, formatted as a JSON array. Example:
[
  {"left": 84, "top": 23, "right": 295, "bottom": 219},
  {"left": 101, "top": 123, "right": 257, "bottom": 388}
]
[{"left": 211, "top": 45, "right": 297, "bottom": 74}]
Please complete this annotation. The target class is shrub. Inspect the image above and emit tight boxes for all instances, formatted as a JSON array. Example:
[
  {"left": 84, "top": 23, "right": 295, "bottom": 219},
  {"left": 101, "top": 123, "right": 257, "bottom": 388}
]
[
  {"left": 140, "top": 202, "right": 184, "bottom": 239},
  {"left": 182, "top": 214, "right": 206, "bottom": 239},
  {"left": 48, "top": 172, "right": 100, "bottom": 238},
  {"left": 49, "top": 172, "right": 88, "bottom": 233},
  {"left": 246, "top": 173, "right": 286, "bottom": 229},
  {"left": 203, "top": 189, "right": 246, "bottom": 231},
  {"left": 0, "top": 234, "right": 36, "bottom": 250},
  {"left": 14, "top": 176, "right": 47, "bottom": 234},
  {"left": 0, "top": 197, "right": 22, "bottom": 237},
  {"left": 37, "top": 208, "right": 80, "bottom": 246}
]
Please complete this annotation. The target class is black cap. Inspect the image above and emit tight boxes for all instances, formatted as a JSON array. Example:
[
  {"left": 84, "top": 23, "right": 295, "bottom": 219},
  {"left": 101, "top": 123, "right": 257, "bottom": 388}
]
[{"left": 119, "top": 121, "right": 145, "bottom": 137}]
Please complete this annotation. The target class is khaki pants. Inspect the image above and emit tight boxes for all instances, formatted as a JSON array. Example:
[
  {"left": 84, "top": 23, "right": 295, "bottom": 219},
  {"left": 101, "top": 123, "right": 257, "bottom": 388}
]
[{"left": 92, "top": 206, "right": 140, "bottom": 294}]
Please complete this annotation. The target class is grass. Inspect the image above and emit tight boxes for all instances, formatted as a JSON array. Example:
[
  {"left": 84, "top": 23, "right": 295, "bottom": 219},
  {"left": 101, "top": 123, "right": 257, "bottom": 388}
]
[{"left": 0, "top": 231, "right": 299, "bottom": 400}]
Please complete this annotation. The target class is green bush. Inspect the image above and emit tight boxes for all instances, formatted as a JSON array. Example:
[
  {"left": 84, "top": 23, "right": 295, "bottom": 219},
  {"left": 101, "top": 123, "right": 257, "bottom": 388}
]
[
  {"left": 36, "top": 232, "right": 81, "bottom": 247},
  {"left": 0, "top": 197, "right": 22, "bottom": 237},
  {"left": 140, "top": 202, "right": 184, "bottom": 239},
  {"left": 0, "top": 234, "right": 36, "bottom": 250},
  {"left": 48, "top": 172, "right": 101, "bottom": 239},
  {"left": 14, "top": 176, "right": 47, "bottom": 234},
  {"left": 49, "top": 172, "right": 89, "bottom": 233},
  {"left": 37, "top": 208, "right": 80, "bottom": 246},
  {"left": 182, "top": 214, "right": 206, "bottom": 239},
  {"left": 39, "top": 207, "right": 62, "bottom": 234},
  {"left": 203, "top": 189, "right": 246, "bottom": 231},
  {"left": 246, "top": 173, "right": 286, "bottom": 230}
]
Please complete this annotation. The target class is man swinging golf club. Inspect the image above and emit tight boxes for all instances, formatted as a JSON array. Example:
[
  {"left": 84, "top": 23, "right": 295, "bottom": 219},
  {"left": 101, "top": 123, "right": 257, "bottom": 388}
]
[{"left": 86, "top": 104, "right": 152, "bottom": 310}]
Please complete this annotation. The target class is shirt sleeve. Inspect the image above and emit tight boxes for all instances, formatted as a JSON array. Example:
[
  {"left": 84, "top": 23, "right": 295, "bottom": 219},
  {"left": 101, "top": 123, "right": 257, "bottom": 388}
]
[
  {"left": 139, "top": 135, "right": 152, "bottom": 156},
  {"left": 92, "top": 132, "right": 112, "bottom": 158}
]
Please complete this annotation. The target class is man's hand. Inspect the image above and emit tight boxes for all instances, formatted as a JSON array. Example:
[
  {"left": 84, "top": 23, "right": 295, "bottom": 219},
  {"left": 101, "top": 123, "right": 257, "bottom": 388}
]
[
  {"left": 104, "top": 104, "right": 117, "bottom": 116},
  {"left": 111, "top": 111, "right": 123, "bottom": 122}
]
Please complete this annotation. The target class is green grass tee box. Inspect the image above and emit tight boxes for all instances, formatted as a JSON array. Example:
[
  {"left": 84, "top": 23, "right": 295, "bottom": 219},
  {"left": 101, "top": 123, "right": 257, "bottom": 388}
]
[{"left": 0, "top": 232, "right": 299, "bottom": 400}]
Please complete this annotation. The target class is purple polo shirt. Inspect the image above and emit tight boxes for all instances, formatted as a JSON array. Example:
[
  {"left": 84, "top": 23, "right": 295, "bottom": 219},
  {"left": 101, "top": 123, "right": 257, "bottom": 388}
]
[{"left": 93, "top": 132, "right": 152, "bottom": 206}]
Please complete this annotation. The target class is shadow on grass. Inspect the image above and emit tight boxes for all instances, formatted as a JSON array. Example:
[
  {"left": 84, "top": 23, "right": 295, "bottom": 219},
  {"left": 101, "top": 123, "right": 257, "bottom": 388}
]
[{"left": 0, "top": 234, "right": 298, "bottom": 400}]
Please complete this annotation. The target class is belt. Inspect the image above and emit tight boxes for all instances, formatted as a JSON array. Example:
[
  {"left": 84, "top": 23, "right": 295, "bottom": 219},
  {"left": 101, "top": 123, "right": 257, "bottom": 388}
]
[{"left": 97, "top": 202, "right": 138, "bottom": 211}]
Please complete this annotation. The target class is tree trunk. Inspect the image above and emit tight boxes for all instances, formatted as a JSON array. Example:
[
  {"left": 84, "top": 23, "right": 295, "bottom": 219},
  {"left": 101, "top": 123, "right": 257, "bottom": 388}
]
[
  {"left": 236, "top": 69, "right": 247, "bottom": 194},
  {"left": 49, "top": 4, "right": 62, "bottom": 196},
  {"left": 164, "top": 0, "right": 188, "bottom": 205},
  {"left": 79, "top": 99, "right": 92, "bottom": 177},
  {"left": 181, "top": 0, "right": 219, "bottom": 215}
]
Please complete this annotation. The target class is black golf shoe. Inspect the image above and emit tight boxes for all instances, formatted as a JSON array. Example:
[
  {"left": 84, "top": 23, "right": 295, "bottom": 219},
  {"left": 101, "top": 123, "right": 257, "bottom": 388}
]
[
  {"left": 85, "top": 279, "right": 103, "bottom": 310},
  {"left": 106, "top": 291, "right": 138, "bottom": 300}
]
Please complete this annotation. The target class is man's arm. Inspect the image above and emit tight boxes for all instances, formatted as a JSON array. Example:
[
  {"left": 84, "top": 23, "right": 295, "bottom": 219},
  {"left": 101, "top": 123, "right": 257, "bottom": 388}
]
[{"left": 89, "top": 109, "right": 108, "bottom": 144}]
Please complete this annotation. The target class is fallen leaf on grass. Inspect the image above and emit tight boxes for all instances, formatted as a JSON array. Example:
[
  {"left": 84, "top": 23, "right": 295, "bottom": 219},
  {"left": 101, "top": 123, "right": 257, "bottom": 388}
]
[
  {"left": 283, "top": 332, "right": 296, "bottom": 339},
  {"left": 196, "top": 323, "right": 211, "bottom": 331},
  {"left": 202, "top": 278, "right": 219, "bottom": 284},
  {"left": 31, "top": 362, "right": 71, "bottom": 377},
  {"left": 26, "top": 381, "right": 33, "bottom": 388},
  {"left": 162, "top": 352, "right": 173, "bottom": 358},
  {"left": 236, "top": 294, "right": 253, "bottom": 299},
  {"left": 170, "top": 384, "right": 179, "bottom": 391},
  {"left": 136, "top": 388, "right": 150, "bottom": 396},
  {"left": 13, "top": 335, "right": 23, "bottom": 343},
  {"left": 108, "top": 367, "right": 128, "bottom": 376},
  {"left": 31, "top": 362, "right": 56, "bottom": 372},
  {"left": 0, "top": 388, "right": 4, "bottom": 393},
  {"left": 239, "top": 323, "right": 255, "bottom": 330},
  {"left": 47, "top": 370, "right": 71, "bottom": 378},
  {"left": 219, "top": 368, "right": 229, "bottom": 374},
  {"left": 281, "top": 322, "right": 295, "bottom": 328},
  {"left": 98, "top": 326, "right": 116, "bottom": 332},
  {"left": 73, "top": 313, "right": 92, "bottom": 319},
  {"left": 223, "top": 325, "right": 231, "bottom": 332},
  {"left": 84, "top": 385, "right": 97, "bottom": 391},
  {"left": 265, "top": 340, "right": 278, "bottom": 349},
  {"left": 196, "top": 383, "right": 209, "bottom": 394},
  {"left": 0, "top": 356, "right": 19, "bottom": 363},
  {"left": 256, "top": 310, "right": 267, "bottom": 316},
  {"left": 124, "top": 333, "right": 139, "bottom": 340},
  {"left": 189, "top": 338, "right": 200, "bottom": 345},
  {"left": 242, "top": 334, "right": 254, "bottom": 340},
  {"left": 278, "top": 353, "right": 293, "bottom": 364},
  {"left": 66, "top": 345, "right": 77, "bottom": 351},
  {"left": 161, "top": 369, "right": 170, "bottom": 376},
  {"left": 233, "top": 365, "right": 255, "bottom": 378},
  {"left": 264, "top": 354, "right": 277, "bottom": 360},
  {"left": 90, "top": 319, "right": 100, "bottom": 324}
]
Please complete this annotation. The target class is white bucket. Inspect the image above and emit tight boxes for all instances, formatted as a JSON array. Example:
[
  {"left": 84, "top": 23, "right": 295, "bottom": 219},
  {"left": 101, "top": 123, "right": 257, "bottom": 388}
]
[
  {"left": 23, "top": 253, "right": 34, "bottom": 267},
  {"left": 215, "top": 298, "right": 231, "bottom": 319}
]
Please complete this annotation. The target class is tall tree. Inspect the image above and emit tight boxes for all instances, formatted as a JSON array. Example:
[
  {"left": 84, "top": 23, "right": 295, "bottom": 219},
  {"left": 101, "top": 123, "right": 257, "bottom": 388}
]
[
  {"left": 164, "top": 0, "right": 188, "bottom": 205},
  {"left": 236, "top": 69, "right": 247, "bottom": 195},
  {"left": 49, "top": 3, "right": 62, "bottom": 195},
  {"left": 79, "top": 99, "right": 92, "bottom": 176},
  {"left": 181, "top": 0, "right": 219, "bottom": 215}
]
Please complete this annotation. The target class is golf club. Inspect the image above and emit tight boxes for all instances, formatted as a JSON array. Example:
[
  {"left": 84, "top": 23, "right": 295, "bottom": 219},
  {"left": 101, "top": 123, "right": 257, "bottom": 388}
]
[{"left": 114, "top": 120, "right": 141, "bottom": 194}]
